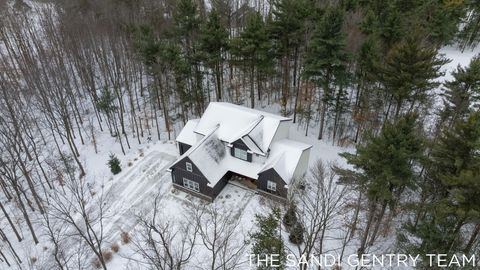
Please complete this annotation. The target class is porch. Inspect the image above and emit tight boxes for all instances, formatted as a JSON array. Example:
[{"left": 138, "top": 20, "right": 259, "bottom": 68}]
[{"left": 228, "top": 172, "right": 257, "bottom": 190}]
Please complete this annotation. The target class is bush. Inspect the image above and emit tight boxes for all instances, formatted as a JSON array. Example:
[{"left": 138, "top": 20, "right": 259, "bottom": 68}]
[
  {"left": 120, "top": 231, "right": 130, "bottom": 244},
  {"left": 93, "top": 251, "right": 113, "bottom": 269},
  {"left": 102, "top": 250, "right": 113, "bottom": 262},
  {"left": 108, "top": 154, "right": 122, "bottom": 175},
  {"left": 111, "top": 243, "right": 120, "bottom": 253},
  {"left": 283, "top": 204, "right": 297, "bottom": 228},
  {"left": 289, "top": 222, "right": 304, "bottom": 244}
]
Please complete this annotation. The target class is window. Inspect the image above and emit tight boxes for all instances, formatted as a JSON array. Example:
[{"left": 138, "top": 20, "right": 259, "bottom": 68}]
[
  {"left": 183, "top": 178, "right": 199, "bottom": 192},
  {"left": 234, "top": 148, "right": 248, "bottom": 161},
  {"left": 186, "top": 162, "right": 193, "bottom": 172},
  {"left": 267, "top": 180, "right": 277, "bottom": 192}
]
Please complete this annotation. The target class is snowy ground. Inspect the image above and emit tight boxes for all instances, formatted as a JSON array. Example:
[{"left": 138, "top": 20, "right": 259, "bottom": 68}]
[{"left": 2, "top": 43, "right": 478, "bottom": 269}]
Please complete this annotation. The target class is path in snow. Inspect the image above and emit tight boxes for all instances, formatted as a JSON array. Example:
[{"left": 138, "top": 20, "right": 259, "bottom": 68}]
[{"left": 103, "top": 150, "right": 176, "bottom": 243}]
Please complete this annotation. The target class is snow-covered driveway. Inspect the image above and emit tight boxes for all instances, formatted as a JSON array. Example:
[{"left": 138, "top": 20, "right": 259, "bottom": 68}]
[{"left": 103, "top": 150, "right": 176, "bottom": 242}]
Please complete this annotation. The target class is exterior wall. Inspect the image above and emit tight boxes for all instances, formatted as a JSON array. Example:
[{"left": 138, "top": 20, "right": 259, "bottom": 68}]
[
  {"left": 212, "top": 171, "right": 232, "bottom": 197},
  {"left": 293, "top": 148, "right": 311, "bottom": 180},
  {"left": 230, "top": 139, "right": 252, "bottom": 162},
  {"left": 195, "top": 132, "right": 205, "bottom": 142},
  {"left": 270, "top": 121, "right": 291, "bottom": 147},
  {"left": 257, "top": 168, "right": 288, "bottom": 198},
  {"left": 251, "top": 152, "right": 267, "bottom": 164},
  {"left": 178, "top": 142, "right": 192, "bottom": 155},
  {"left": 170, "top": 156, "right": 214, "bottom": 199}
]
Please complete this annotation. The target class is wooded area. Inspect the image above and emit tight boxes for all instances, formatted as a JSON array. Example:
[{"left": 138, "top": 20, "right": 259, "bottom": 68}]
[{"left": 0, "top": 0, "right": 479, "bottom": 269}]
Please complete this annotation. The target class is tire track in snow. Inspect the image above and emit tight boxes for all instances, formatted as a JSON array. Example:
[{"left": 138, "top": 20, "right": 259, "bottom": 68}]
[{"left": 103, "top": 151, "right": 176, "bottom": 241}]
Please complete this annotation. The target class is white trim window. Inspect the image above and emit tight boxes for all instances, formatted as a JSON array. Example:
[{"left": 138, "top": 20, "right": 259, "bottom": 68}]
[
  {"left": 234, "top": 148, "right": 248, "bottom": 161},
  {"left": 267, "top": 180, "right": 277, "bottom": 192},
  {"left": 186, "top": 162, "right": 193, "bottom": 172},
  {"left": 183, "top": 178, "right": 199, "bottom": 192}
]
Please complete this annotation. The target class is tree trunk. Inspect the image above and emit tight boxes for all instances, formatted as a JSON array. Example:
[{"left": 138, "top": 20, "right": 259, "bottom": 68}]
[
  {"left": 368, "top": 200, "right": 387, "bottom": 246},
  {"left": 464, "top": 224, "right": 480, "bottom": 254}
]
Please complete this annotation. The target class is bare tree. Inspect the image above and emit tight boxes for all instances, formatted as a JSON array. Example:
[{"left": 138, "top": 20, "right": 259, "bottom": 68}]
[
  {"left": 133, "top": 194, "right": 198, "bottom": 270},
  {"left": 48, "top": 176, "right": 111, "bottom": 270},
  {"left": 191, "top": 204, "right": 248, "bottom": 270},
  {"left": 288, "top": 160, "right": 346, "bottom": 269}
]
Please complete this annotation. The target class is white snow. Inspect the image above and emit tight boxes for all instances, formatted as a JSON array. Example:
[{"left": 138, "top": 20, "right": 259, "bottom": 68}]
[
  {"left": 176, "top": 118, "right": 200, "bottom": 146},
  {"left": 259, "top": 139, "right": 312, "bottom": 184},
  {"left": 194, "top": 102, "right": 290, "bottom": 147}
]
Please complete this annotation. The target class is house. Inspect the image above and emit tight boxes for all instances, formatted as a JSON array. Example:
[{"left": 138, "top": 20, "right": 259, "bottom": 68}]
[{"left": 168, "top": 102, "right": 312, "bottom": 202}]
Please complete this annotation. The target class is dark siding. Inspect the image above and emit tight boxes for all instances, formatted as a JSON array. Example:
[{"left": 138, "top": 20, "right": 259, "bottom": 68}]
[
  {"left": 257, "top": 168, "right": 288, "bottom": 198},
  {"left": 178, "top": 142, "right": 192, "bottom": 155},
  {"left": 230, "top": 139, "right": 252, "bottom": 162},
  {"left": 212, "top": 171, "right": 232, "bottom": 198},
  {"left": 170, "top": 156, "right": 213, "bottom": 198}
]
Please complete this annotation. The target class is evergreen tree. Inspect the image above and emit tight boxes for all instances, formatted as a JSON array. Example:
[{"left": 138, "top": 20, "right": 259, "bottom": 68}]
[
  {"left": 230, "top": 12, "right": 273, "bottom": 108},
  {"left": 288, "top": 222, "right": 304, "bottom": 245},
  {"left": 269, "top": 0, "right": 310, "bottom": 114},
  {"left": 108, "top": 154, "right": 122, "bottom": 175},
  {"left": 337, "top": 114, "right": 424, "bottom": 254},
  {"left": 379, "top": 35, "right": 448, "bottom": 119},
  {"left": 458, "top": 1, "right": 480, "bottom": 50},
  {"left": 303, "top": 7, "right": 349, "bottom": 140},
  {"left": 282, "top": 203, "right": 297, "bottom": 227},
  {"left": 352, "top": 36, "right": 383, "bottom": 142},
  {"left": 399, "top": 112, "right": 480, "bottom": 265},
  {"left": 174, "top": 0, "right": 205, "bottom": 115},
  {"left": 250, "top": 208, "right": 286, "bottom": 270},
  {"left": 200, "top": 8, "right": 229, "bottom": 101},
  {"left": 441, "top": 57, "right": 480, "bottom": 127},
  {"left": 360, "top": 0, "right": 464, "bottom": 49}
]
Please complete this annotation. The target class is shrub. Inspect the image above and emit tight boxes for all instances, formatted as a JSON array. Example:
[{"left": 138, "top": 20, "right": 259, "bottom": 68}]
[
  {"left": 108, "top": 154, "right": 122, "bottom": 175},
  {"left": 93, "top": 251, "right": 113, "bottom": 269},
  {"left": 102, "top": 250, "right": 113, "bottom": 262},
  {"left": 289, "top": 222, "right": 304, "bottom": 244},
  {"left": 111, "top": 243, "right": 120, "bottom": 253},
  {"left": 120, "top": 231, "right": 130, "bottom": 244},
  {"left": 283, "top": 204, "right": 297, "bottom": 228}
]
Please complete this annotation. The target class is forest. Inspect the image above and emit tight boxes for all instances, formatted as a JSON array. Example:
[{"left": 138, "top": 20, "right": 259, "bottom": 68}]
[{"left": 0, "top": 0, "right": 479, "bottom": 269}]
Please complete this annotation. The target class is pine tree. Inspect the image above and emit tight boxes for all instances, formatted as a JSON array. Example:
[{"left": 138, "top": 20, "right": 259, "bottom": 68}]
[
  {"left": 303, "top": 7, "right": 349, "bottom": 140},
  {"left": 282, "top": 203, "right": 297, "bottom": 227},
  {"left": 269, "top": 0, "right": 309, "bottom": 114},
  {"left": 458, "top": 1, "right": 480, "bottom": 50},
  {"left": 250, "top": 208, "right": 286, "bottom": 270},
  {"left": 441, "top": 57, "right": 480, "bottom": 127},
  {"left": 399, "top": 112, "right": 480, "bottom": 264},
  {"left": 337, "top": 114, "right": 424, "bottom": 254},
  {"left": 352, "top": 36, "right": 383, "bottom": 142},
  {"left": 200, "top": 8, "right": 229, "bottom": 101},
  {"left": 108, "top": 154, "right": 122, "bottom": 175},
  {"left": 360, "top": 0, "right": 464, "bottom": 49},
  {"left": 288, "top": 222, "right": 304, "bottom": 244},
  {"left": 230, "top": 12, "right": 273, "bottom": 108},
  {"left": 379, "top": 35, "right": 448, "bottom": 119},
  {"left": 174, "top": 0, "right": 205, "bottom": 115}
]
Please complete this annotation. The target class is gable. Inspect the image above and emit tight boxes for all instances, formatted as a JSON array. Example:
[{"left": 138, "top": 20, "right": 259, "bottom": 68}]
[
  {"left": 258, "top": 168, "right": 287, "bottom": 186},
  {"left": 171, "top": 156, "right": 210, "bottom": 184},
  {"left": 193, "top": 102, "right": 291, "bottom": 149}
]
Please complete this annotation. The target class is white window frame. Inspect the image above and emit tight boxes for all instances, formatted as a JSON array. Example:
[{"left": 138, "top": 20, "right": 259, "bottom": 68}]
[
  {"left": 234, "top": 148, "right": 248, "bottom": 161},
  {"left": 186, "top": 162, "right": 193, "bottom": 172},
  {"left": 267, "top": 180, "right": 277, "bottom": 192},
  {"left": 183, "top": 178, "right": 199, "bottom": 192}
]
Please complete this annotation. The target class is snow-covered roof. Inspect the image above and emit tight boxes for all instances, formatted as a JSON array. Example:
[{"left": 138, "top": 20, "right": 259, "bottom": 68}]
[
  {"left": 171, "top": 126, "right": 264, "bottom": 186},
  {"left": 259, "top": 139, "right": 312, "bottom": 184},
  {"left": 171, "top": 102, "right": 311, "bottom": 187},
  {"left": 193, "top": 102, "right": 291, "bottom": 151},
  {"left": 176, "top": 119, "right": 200, "bottom": 145}
]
